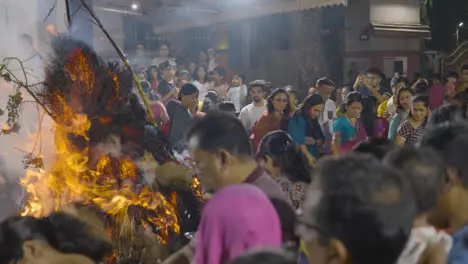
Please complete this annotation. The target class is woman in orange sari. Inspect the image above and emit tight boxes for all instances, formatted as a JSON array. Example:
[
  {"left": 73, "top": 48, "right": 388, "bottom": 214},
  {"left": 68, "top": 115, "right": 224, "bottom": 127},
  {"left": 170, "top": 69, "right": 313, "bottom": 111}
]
[{"left": 251, "top": 88, "right": 291, "bottom": 151}]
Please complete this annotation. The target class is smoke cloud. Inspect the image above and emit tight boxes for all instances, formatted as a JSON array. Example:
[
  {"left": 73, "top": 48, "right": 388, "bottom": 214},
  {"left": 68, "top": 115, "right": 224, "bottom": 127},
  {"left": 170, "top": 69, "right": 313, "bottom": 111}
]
[{"left": 0, "top": 0, "right": 65, "bottom": 182}]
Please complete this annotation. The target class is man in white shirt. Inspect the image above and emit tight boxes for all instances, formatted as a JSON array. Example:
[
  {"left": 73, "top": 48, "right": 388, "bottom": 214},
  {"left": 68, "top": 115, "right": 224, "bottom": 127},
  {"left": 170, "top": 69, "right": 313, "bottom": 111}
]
[
  {"left": 239, "top": 80, "right": 268, "bottom": 134},
  {"left": 311, "top": 77, "right": 336, "bottom": 129}
]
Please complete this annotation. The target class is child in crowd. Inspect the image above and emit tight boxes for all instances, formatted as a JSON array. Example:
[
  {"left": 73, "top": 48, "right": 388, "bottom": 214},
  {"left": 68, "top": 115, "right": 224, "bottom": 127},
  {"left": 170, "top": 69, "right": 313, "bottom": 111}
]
[
  {"left": 136, "top": 70, "right": 152, "bottom": 99},
  {"left": 208, "top": 67, "right": 229, "bottom": 101},
  {"left": 227, "top": 73, "right": 248, "bottom": 113}
]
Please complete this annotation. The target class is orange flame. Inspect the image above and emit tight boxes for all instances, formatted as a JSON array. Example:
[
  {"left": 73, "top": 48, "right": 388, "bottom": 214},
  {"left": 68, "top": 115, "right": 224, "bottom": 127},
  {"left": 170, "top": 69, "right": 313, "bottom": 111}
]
[
  {"left": 0, "top": 123, "right": 13, "bottom": 134},
  {"left": 191, "top": 176, "right": 203, "bottom": 201},
  {"left": 20, "top": 50, "right": 180, "bottom": 244}
]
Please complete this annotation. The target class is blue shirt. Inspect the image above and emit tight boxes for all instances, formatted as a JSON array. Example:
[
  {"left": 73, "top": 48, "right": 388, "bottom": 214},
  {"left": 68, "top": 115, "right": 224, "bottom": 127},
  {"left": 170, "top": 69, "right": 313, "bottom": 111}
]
[
  {"left": 449, "top": 225, "right": 468, "bottom": 264},
  {"left": 333, "top": 116, "right": 356, "bottom": 146},
  {"left": 288, "top": 115, "right": 322, "bottom": 158},
  {"left": 388, "top": 111, "right": 408, "bottom": 140}
]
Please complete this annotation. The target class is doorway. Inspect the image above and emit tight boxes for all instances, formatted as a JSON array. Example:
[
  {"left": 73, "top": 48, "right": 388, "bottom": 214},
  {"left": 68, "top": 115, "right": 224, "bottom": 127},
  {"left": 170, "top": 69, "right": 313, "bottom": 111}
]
[{"left": 383, "top": 56, "right": 408, "bottom": 77}]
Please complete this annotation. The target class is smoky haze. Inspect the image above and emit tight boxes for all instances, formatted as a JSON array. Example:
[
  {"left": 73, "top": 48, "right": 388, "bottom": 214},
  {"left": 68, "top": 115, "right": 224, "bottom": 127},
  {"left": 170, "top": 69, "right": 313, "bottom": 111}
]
[{"left": 0, "top": 0, "right": 65, "bottom": 182}]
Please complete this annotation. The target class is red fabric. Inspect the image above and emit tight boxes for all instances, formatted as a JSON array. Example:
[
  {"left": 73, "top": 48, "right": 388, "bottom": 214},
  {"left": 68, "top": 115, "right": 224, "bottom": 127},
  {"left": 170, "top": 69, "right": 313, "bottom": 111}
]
[
  {"left": 339, "top": 119, "right": 368, "bottom": 153},
  {"left": 251, "top": 114, "right": 282, "bottom": 152},
  {"left": 150, "top": 102, "right": 164, "bottom": 124},
  {"left": 428, "top": 83, "right": 445, "bottom": 110},
  {"left": 374, "top": 117, "right": 389, "bottom": 139},
  {"left": 161, "top": 121, "right": 170, "bottom": 136}
]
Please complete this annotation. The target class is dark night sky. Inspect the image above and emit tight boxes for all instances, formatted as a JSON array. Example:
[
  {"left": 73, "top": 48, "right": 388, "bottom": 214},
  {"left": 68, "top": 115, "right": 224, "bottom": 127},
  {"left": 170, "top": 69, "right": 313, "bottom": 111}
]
[{"left": 428, "top": 0, "right": 467, "bottom": 51}]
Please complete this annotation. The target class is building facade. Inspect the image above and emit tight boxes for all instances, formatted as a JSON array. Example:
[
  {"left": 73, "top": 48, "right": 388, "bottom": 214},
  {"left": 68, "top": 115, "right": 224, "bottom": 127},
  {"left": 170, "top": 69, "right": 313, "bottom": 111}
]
[{"left": 344, "top": 0, "right": 429, "bottom": 81}]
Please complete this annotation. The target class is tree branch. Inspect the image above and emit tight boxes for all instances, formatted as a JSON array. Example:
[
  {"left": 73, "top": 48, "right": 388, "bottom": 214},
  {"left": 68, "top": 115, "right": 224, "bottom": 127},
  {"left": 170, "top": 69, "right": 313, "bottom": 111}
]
[{"left": 2, "top": 57, "right": 58, "bottom": 123}]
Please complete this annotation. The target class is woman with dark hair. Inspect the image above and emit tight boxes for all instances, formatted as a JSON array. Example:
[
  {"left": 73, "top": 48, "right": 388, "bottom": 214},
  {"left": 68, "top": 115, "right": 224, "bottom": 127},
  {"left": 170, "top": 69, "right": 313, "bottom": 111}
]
[
  {"left": 147, "top": 65, "right": 161, "bottom": 93},
  {"left": 336, "top": 85, "right": 354, "bottom": 117},
  {"left": 288, "top": 94, "right": 325, "bottom": 164},
  {"left": 330, "top": 86, "right": 343, "bottom": 107},
  {"left": 251, "top": 88, "right": 291, "bottom": 151},
  {"left": 332, "top": 92, "right": 367, "bottom": 155},
  {"left": 191, "top": 65, "right": 209, "bottom": 101},
  {"left": 257, "top": 131, "right": 311, "bottom": 209},
  {"left": 166, "top": 83, "right": 199, "bottom": 152},
  {"left": 352, "top": 138, "right": 396, "bottom": 160},
  {"left": 0, "top": 213, "right": 112, "bottom": 264},
  {"left": 395, "top": 95, "right": 430, "bottom": 146},
  {"left": 199, "top": 91, "right": 218, "bottom": 114},
  {"left": 388, "top": 87, "right": 413, "bottom": 140}
]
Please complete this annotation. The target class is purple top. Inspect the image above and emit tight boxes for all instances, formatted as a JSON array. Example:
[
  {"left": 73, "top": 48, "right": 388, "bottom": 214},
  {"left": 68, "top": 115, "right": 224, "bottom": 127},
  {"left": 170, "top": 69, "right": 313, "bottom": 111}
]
[
  {"left": 428, "top": 83, "right": 445, "bottom": 110},
  {"left": 194, "top": 184, "right": 282, "bottom": 264}
]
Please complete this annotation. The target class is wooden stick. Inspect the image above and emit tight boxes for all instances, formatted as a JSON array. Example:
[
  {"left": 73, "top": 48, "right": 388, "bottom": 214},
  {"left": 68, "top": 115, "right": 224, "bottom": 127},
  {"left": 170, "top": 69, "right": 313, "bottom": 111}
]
[{"left": 65, "top": 0, "right": 71, "bottom": 26}]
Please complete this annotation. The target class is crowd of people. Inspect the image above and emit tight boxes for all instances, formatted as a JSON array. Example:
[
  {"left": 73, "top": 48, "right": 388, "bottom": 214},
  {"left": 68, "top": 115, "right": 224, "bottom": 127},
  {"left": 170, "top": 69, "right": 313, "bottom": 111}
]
[
  {"left": 136, "top": 43, "right": 468, "bottom": 162},
  {"left": 128, "top": 52, "right": 468, "bottom": 264},
  {"left": 4, "top": 39, "right": 468, "bottom": 264},
  {"left": 153, "top": 58, "right": 468, "bottom": 264}
]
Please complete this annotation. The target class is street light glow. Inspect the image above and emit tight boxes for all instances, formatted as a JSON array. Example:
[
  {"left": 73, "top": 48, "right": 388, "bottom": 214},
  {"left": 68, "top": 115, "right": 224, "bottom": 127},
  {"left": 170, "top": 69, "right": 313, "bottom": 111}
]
[
  {"left": 131, "top": 3, "right": 138, "bottom": 10},
  {"left": 459, "top": 22, "right": 464, "bottom": 27}
]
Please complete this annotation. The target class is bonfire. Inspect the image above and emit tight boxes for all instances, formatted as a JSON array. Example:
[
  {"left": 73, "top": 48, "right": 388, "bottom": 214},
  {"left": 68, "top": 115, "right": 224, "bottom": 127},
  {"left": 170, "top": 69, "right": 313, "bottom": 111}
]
[{"left": 0, "top": 37, "right": 203, "bottom": 263}]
